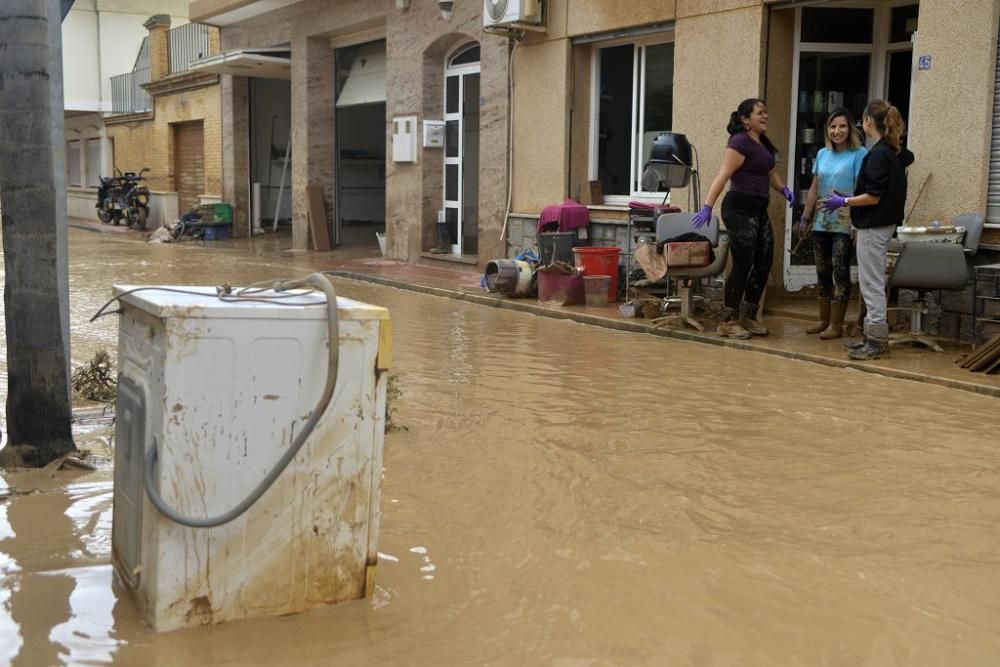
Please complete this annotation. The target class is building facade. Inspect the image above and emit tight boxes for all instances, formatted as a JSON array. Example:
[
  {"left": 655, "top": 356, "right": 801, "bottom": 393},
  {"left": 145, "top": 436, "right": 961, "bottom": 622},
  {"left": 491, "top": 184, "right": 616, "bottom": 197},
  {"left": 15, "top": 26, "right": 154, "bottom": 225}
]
[
  {"left": 62, "top": 0, "right": 191, "bottom": 220},
  {"left": 105, "top": 15, "right": 224, "bottom": 227},
  {"left": 190, "top": 0, "right": 1000, "bottom": 332}
]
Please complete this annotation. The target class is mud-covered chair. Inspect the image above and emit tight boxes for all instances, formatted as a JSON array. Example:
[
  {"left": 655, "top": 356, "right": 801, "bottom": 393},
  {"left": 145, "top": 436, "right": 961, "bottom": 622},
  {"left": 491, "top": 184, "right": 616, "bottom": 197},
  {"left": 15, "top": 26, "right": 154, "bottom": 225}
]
[
  {"left": 887, "top": 212, "right": 984, "bottom": 352},
  {"left": 633, "top": 212, "right": 729, "bottom": 332}
]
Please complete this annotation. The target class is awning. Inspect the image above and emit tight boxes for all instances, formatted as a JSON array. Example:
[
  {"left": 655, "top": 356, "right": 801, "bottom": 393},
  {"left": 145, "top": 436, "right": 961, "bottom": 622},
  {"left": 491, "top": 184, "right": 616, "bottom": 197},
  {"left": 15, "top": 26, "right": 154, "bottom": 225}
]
[
  {"left": 189, "top": 47, "right": 291, "bottom": 80},
  {"left": 336, "top": 42, "right": 386, "bottom": 108}
]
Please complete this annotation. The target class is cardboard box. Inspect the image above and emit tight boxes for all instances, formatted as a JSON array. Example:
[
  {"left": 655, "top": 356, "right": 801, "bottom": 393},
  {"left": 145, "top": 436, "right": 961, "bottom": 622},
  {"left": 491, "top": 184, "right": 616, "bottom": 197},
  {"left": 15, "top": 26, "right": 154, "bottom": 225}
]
[{"left": 665, "top": 241, "right": 711, "bottom": 267}]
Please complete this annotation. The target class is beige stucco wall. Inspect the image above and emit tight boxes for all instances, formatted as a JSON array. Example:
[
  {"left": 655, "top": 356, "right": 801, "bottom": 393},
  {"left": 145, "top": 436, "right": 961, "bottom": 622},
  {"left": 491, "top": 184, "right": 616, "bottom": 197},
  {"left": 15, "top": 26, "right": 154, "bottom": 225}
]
[
  {"left": 905, "top": 0, "right": 1000, "bottom": 234},
  {"left": 510, "top": 38, "right": 570, "bottom": 213},
  {"left": 672, "top": 4, "right": 766, "bottom": 212},
  {"left": 566, "top": 0, "right": 675, "bottom": 36}
]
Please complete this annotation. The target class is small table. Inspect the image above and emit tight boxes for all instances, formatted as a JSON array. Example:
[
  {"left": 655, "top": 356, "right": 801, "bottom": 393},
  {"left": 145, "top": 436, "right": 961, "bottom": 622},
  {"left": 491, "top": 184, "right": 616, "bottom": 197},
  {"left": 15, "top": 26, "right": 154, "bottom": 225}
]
[{"left": 972, "top": 263, "right": 1000, "bottom": 345}]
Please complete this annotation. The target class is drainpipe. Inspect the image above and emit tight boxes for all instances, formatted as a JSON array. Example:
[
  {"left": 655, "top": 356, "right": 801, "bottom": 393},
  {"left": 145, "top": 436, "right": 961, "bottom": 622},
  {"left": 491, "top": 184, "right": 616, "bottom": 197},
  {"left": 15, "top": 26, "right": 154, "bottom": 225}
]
[{"left": 93, "top": 0, "right": 103, "bottom": 113}]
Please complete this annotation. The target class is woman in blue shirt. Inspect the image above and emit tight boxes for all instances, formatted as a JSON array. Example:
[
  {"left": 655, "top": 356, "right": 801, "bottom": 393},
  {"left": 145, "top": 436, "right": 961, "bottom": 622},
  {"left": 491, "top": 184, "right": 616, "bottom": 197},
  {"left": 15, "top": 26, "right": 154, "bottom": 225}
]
[{"left": 799, "top": 108, "right": 866, "bottom": 339}]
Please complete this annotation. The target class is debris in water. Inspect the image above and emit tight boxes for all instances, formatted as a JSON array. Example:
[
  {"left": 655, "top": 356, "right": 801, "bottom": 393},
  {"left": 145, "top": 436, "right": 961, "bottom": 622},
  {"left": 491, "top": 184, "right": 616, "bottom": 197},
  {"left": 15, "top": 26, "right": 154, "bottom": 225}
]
[
  {"left": 71, "top": 350, "right": 117, "bottom": 403},
  {"left": 385, "top": 373, "right": 407, "bottom": 433}
]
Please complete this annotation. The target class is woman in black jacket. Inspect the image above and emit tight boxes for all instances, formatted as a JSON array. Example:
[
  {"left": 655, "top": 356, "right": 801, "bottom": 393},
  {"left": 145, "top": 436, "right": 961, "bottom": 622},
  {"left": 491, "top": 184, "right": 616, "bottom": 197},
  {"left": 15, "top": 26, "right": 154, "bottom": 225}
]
[{"left": 822, "top": 99, "right": 913, "bottom": 360}]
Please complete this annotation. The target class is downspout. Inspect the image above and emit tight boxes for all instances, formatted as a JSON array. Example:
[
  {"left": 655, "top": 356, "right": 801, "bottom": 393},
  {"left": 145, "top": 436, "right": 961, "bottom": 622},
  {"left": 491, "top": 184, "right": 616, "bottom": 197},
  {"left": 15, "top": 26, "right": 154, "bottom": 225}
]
[{"left": 94, "top": 0, "right": 103, "bottom": 113}]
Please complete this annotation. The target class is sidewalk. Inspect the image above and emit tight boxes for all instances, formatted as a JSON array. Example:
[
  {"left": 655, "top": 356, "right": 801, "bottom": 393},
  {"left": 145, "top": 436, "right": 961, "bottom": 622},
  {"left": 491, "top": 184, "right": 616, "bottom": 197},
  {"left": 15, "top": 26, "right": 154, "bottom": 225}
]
[
  {"left": 328, "top": 256, "right": 1000, "bottom": 399},
  {"left": 67, "top": 219, "right": 999, "bottom": 398}
]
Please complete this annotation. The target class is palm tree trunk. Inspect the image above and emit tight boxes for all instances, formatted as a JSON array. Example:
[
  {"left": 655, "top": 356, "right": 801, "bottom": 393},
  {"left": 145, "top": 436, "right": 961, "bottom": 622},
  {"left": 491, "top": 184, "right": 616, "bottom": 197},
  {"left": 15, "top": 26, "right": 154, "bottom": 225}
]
[{"left": 0, "top": 0, "right": 75, "bottom": 465}]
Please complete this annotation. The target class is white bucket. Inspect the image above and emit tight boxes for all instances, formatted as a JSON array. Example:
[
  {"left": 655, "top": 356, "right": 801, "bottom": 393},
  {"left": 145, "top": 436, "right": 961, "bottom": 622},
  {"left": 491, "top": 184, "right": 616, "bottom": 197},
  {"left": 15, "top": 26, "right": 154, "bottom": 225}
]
[{"left": 484, "top": 259, "right": 534, "bottom": 297}]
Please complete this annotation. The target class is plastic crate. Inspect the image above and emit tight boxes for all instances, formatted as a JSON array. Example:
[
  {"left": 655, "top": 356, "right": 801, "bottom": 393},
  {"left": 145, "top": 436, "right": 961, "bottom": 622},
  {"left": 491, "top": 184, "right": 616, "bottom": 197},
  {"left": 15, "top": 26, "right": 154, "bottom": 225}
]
[{"left": 202, "top": 223, "right": 232, "bottom": 241}]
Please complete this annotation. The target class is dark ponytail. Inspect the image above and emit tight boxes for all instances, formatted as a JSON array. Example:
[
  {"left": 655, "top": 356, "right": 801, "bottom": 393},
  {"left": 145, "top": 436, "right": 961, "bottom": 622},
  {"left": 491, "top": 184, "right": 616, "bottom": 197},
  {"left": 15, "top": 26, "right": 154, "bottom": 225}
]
[{"left": 727, "top": 98, "right": 778, "bottom": 159}]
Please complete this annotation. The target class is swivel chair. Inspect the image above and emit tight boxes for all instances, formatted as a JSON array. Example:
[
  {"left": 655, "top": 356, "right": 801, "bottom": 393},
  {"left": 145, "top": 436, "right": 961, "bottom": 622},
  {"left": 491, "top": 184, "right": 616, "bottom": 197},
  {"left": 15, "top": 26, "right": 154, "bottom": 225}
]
[
  {"left": 633, "top": 212, "right": 729, "bottom": 331},
  {"left": 887, "top": 213, "right": 985, "bottom": 351}
]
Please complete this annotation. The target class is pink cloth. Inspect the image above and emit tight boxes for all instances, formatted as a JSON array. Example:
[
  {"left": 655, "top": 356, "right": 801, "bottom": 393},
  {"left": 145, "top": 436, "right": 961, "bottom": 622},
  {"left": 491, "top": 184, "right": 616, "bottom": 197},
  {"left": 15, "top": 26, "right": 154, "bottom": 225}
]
[{"left": 538, "top": 199, "right": 590, "bottom": 233}]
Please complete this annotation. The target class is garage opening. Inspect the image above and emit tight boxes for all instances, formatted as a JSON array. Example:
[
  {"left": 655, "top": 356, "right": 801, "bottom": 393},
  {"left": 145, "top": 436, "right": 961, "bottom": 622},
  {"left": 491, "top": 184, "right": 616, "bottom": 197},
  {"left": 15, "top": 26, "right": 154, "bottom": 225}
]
[
  {"left": 335, "top": 40, "right": 386, "bottom": 248},
  {"left": 249, "top": 77, "right": 292, "bottom": 231}
]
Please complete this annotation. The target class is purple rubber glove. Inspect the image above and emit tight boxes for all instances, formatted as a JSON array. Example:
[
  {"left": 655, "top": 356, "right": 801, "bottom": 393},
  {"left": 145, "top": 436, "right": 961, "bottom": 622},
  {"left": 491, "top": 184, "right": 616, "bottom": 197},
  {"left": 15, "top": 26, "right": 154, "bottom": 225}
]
[
  {"left": 781, "top": 186, "right": 794, "bottom": 207},
  {"left": 691, "top": 204, "right": 712, "bottom": 229},
  {"left": 823, "top": 194, "right": 848, "bottom": 212}
]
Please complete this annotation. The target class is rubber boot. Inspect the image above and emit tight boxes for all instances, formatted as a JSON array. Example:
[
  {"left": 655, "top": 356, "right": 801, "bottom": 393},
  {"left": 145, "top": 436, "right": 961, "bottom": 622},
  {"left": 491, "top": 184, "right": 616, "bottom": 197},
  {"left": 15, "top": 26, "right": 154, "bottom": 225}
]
[
  {"left": 847, "top": 336, "right": 890, "bottom": 360},
  {"left": 716, "top": 307, "right": 751, "bottom": 339},
  {"left": 806, "top": 298, "right": 831, "bottom": 334},
  {"left": 739, "top": 303, "right": 769, "bottom": 336},
  {"left": 819, "top": 301, "right": 847, "bottom": 339},
  {"left": 842, "top": 336, "right": 867, "bottom": 351}
]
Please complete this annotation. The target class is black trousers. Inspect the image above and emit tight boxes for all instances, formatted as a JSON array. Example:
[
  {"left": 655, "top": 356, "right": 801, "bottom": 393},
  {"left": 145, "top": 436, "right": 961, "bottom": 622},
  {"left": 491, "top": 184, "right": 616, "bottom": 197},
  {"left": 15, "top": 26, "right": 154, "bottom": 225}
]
[
  {"left": 721, "top": 191, "right": 773, "bottom": 312},
  {"left": 812, "top": 231, "right": 853, "bottom": 303}
]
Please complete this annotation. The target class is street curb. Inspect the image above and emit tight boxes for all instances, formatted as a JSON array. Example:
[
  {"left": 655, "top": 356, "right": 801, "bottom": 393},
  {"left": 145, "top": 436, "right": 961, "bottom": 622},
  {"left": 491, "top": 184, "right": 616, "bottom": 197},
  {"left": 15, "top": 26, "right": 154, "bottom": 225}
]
[{"left": 328, "top": 270, "right": 1000, "bottom": 400}]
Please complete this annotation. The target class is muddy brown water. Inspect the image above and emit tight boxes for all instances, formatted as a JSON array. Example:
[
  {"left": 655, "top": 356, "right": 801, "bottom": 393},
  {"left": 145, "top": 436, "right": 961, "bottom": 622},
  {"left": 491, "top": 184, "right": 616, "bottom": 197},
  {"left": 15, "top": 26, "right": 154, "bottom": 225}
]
[{"left": 1, "top": 229, "right": 999, "bottom": 665}]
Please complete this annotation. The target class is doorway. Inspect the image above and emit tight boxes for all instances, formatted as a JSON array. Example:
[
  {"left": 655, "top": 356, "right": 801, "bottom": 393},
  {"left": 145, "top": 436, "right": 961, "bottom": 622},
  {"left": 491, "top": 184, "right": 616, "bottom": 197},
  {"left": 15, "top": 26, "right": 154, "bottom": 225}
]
[
  {"left": 249, "top": 78, "right": 292, "bottom": 231},
  {"left": 335, "top": 40, "right": 386, "bottom": 248},
  {"left": 784, "top": 1, "right": 919, "bottom": 291},
  {"left": 443, "top": 43, "right": 480, "bottom": 256}
]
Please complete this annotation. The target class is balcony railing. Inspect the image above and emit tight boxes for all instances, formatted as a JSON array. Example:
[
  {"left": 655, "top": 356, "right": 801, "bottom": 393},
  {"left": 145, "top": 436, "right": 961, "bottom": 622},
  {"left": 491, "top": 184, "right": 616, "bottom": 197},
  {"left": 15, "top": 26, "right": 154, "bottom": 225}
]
[
  {"left": 110, "top": 23, "right": 213, "bottom": 115},
  {"left": 170, "top": 22, "right": 212, "bottom": 74},
  {"left": 110, "top": 67, "right": 152, "bottom": 115}
]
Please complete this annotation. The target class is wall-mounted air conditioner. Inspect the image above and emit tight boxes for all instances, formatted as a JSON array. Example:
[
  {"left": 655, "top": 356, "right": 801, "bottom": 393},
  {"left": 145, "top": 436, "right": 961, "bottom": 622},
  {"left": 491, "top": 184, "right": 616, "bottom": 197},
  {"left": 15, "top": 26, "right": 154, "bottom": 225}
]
[{"left": 483, "top": 0, "right": 542, "bottom": 27}]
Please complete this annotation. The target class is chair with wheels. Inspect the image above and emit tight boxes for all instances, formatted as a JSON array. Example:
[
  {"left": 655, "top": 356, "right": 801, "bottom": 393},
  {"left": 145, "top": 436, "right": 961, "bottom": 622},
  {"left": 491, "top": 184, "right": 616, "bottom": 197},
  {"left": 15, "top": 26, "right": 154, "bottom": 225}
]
[
  {"left": 633, "top": 212, "right": 729, "bottom": 332},
  {"left": 887, "top": 213, "right": 984, "bottom": 351}
]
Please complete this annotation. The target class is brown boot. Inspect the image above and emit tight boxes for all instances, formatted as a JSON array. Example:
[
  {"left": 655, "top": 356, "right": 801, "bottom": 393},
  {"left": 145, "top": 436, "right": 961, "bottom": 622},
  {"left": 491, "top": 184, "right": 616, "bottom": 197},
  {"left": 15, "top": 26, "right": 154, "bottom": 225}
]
[
  {"left": 806, "top": 298, "right": 831, "bottom": 334},
  {"left": 717, "top": 307, "right": 752, "bottom": 339},
  {"left": 819, "top": 301, "right": 847, "bottom": 339},
  {"left": 739, "top": 303, "right": 769, "bottom": 336}
]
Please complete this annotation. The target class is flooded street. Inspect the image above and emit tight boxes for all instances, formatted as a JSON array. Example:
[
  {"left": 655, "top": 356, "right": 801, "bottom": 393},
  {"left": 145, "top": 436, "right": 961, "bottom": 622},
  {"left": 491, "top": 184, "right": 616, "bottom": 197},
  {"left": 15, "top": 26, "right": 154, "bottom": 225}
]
[{"left": 2, "top": 228, "right": 1000, "bottom": 665}]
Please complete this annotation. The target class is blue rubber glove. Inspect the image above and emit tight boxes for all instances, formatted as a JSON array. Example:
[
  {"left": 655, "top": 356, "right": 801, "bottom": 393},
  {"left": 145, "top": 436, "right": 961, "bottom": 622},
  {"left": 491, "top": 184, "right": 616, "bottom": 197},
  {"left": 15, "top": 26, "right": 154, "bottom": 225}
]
[
  {"left": 781, "top": 186, "right": 794, "bottom": 207},
  {"left": 823, "top": 194, "right": 848, "bottom": 212},
  {"left": 691, "top": 204, "right": 712, "bottom": 229}
]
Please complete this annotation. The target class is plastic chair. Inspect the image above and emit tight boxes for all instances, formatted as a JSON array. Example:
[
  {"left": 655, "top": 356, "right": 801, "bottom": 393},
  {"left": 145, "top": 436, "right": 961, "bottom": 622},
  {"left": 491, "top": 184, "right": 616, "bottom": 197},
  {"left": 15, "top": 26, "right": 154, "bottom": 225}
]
[
  {"left": 637, "top": 212, "right": 729, "bottom": 332},
  {"left": 887, "top": 213, "right": 984, "bottom": 351}
]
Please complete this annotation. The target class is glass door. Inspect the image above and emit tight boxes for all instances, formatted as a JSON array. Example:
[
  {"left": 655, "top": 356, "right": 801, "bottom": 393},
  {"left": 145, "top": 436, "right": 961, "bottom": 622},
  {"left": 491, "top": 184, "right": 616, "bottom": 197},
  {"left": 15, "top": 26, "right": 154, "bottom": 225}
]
[
  {"left": 444, "top": 44, "right": 480, "bottom": 257},
  {"left": 784, "top": 2, "right": 919, "bottom": 291},
  {"left": 790, "top": 52, "right": 872, "bottom": 270}
]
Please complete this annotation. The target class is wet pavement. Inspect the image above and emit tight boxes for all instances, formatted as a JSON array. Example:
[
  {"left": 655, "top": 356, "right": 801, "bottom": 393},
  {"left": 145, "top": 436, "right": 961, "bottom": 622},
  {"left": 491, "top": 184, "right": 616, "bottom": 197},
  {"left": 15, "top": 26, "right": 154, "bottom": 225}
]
[{"left": 1, "top": 228, "right": 999, "bottom": 665}]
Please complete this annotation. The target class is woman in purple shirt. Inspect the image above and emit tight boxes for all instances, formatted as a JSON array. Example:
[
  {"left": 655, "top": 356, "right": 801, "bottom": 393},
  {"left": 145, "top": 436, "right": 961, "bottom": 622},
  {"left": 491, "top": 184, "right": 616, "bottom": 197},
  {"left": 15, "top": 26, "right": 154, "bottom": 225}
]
[{"left": 693, "top": 98, "right": 794, "bottom": 339}]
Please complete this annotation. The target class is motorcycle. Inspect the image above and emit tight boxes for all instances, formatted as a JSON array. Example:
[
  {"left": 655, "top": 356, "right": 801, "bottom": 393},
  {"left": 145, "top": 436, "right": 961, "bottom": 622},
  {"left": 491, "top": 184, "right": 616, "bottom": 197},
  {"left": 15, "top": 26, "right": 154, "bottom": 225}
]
[{"left": 96, "top": 167, "right": 151, "bottom": 229}]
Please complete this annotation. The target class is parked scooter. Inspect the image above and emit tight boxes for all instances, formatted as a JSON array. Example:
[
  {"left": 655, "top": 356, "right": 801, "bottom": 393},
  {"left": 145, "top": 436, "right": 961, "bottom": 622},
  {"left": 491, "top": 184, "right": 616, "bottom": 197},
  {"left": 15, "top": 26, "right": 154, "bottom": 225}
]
[{"left": 96, "top": 167, "right": 151, "bottom": 229}]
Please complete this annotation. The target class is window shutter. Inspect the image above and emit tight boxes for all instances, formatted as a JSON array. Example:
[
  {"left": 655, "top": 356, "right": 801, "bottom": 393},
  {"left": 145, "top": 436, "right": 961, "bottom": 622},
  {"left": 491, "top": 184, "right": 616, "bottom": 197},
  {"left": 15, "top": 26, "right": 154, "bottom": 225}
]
[{"left": 989, "top": 23, "right": 1000, "bottom": 225}]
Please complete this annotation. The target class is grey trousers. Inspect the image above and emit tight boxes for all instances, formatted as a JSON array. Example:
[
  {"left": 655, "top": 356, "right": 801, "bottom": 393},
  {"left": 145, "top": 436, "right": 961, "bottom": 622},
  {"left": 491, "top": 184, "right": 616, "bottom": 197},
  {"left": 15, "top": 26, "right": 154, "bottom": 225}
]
[{"left": 855, "top": 225, "right": 896, "bottom": 340}]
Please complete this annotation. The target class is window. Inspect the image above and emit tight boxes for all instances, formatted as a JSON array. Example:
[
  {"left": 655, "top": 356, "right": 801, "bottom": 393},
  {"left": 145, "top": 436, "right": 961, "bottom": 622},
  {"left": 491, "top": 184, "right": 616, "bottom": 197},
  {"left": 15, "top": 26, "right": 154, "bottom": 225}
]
[
  {"left": 801, "top": 7, "right": 873, "bottom": 44},
  {"left": 86, "top": 138, "right": 102, "bottom": 187},
  {"left": 591, "top": 37, "right": 674, "bottom": 200},
  {"left": 67, "top": 141, "right": 82, "bottom": 187}
]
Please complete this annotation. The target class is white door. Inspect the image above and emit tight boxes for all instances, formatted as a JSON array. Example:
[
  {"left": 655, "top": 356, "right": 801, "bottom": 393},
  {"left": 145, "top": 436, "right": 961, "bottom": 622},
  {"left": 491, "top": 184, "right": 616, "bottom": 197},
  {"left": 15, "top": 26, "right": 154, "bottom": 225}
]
[{"left": 444, "top": 43, "right": 480, "bottom": 256}]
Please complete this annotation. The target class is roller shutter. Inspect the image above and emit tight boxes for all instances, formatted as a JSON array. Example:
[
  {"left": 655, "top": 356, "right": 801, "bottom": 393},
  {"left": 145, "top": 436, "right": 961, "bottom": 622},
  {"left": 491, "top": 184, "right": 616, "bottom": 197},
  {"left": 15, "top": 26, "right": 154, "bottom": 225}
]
[
  {"left": 174, "top": 121, "right": 205, "bottom": 214},
  {"left": 989, "top": 22, "right": 1000, "bottom": 225}
]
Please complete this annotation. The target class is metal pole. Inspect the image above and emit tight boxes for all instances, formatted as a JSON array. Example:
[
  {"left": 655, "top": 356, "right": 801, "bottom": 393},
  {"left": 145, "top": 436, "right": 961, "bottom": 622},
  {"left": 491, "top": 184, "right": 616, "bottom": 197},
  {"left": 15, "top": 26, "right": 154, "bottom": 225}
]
[{"left": 271, "top": 136, "right": 291, "bottom": 232}]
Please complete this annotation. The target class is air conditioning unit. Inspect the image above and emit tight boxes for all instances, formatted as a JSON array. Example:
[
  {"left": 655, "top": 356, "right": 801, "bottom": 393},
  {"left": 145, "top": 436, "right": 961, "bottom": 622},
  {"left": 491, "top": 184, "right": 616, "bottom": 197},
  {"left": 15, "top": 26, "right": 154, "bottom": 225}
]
[{"left": 484, "top": 0, "right": 541, "bottom": 26}]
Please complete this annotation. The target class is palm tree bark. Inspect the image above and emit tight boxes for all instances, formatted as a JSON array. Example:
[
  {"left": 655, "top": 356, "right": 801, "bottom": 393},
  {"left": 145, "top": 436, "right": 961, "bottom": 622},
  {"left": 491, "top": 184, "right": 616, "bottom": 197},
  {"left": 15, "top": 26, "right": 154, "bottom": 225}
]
[{"left": 0, "top": 0, "right": 75, "bottom": 465}]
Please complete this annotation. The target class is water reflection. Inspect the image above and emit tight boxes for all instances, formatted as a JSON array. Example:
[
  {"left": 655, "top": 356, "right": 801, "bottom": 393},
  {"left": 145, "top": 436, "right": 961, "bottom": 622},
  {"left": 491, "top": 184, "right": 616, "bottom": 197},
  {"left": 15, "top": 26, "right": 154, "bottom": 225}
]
[{"left": 0, "top": 503, "right": 23, "bottom": 666}]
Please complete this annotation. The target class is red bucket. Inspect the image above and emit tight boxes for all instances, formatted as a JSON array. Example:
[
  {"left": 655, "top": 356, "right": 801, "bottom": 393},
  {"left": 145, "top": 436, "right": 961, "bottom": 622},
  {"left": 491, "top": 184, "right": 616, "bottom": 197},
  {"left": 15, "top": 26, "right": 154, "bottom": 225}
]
[{"left": 572, "top": 246, "right": 621, "bottom": 301}]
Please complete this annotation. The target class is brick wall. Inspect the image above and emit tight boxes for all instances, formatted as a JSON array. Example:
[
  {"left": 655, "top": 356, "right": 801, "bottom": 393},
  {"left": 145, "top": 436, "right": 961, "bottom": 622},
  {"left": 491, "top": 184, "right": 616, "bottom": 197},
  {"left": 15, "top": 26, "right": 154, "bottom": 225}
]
[{"left": 107, "top": 82, "right": 223, "bottom": 215}]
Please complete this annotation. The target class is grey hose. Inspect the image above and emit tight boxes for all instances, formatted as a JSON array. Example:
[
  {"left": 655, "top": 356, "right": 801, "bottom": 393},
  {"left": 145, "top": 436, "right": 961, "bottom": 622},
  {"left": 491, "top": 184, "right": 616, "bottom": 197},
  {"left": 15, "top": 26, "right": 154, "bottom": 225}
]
[{"left": 143, "top": 273, "right": 340, "bottom": 528}]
